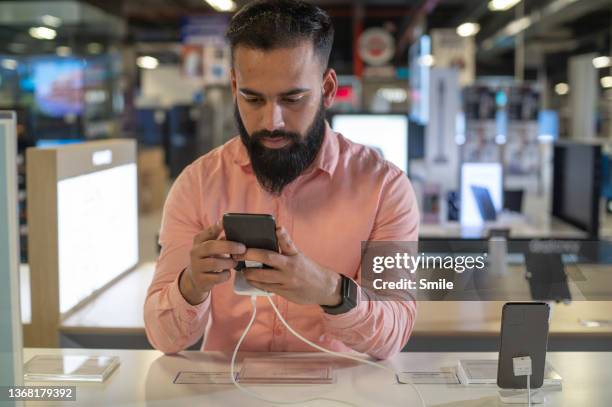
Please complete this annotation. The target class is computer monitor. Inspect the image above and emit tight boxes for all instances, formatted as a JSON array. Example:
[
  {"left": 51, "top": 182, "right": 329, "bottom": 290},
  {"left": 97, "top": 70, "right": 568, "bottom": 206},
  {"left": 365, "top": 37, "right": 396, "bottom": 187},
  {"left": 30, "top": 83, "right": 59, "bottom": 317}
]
[
  {"left": 538, "top": 110, "right": 559, "bottom": 142},
  {"left": 552, "top": 142, "right": 601, "bottom": 238},
  {"left": 331, "top": 113, "right": 409, "bottom": 174},
  {"left": 0, "top": 111, "right": 23, "bottom": 387},
  {"left": 27, "top": 140, "right": 139, "bottom": 322},
  {"left": 460, "top": 162, "right": 503, "bottom": 227},
  {"left": 503, "top": 189, "right": 524, "bottom": 213}
]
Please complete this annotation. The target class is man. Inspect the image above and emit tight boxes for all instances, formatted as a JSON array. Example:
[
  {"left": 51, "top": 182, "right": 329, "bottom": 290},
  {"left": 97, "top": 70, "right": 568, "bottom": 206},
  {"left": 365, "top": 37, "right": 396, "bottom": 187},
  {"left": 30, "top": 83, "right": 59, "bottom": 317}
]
[{"left": 144, "top": 0, "right": 419, "bottom": 360}]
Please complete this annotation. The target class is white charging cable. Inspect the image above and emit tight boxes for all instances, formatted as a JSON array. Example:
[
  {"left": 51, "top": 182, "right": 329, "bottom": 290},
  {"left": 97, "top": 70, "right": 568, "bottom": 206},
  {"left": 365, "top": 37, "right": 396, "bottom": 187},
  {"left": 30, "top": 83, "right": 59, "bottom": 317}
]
[
  {"left": 512, "top": 356, "right": 532, "bottom": 407},
  {"left": 527, "top": 374, "right": 531, "bottom": 406},
  {"left": 229, "top": 295, "right": 427, "bottom": 407},
  {"left": 230, "top": 296, "right": 358, "bottom": 406}
]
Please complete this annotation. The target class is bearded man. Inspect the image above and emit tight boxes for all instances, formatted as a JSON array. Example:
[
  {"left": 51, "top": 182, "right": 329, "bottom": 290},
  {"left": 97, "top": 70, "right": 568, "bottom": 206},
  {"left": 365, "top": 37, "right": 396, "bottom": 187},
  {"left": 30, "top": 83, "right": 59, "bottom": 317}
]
[{"left": 144, "top": 0, "right": 419, "bottom": 360}]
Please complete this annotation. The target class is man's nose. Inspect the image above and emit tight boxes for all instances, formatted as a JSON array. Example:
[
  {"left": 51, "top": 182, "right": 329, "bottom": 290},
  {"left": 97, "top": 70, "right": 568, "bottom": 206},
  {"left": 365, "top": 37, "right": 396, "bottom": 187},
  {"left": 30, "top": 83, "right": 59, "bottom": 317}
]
[{"left": 261, "top": 102, "right": 285, "bottom": 132}]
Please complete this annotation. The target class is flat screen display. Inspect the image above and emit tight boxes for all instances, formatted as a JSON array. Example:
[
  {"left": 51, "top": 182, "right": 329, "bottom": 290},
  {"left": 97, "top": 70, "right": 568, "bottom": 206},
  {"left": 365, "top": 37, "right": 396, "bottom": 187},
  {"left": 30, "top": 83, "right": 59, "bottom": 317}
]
[
  {"left": 57, "top": 163, "right": 138, "bottom": 313},
  {"left": 538, "top": 110, "right": 559, "bottom": 141},
  {"left": 33, "top": 59, "right": 84, "bottom": 117},
  {"left": 331, "top": 114, "right": 409, "bottom": 173},
  {"left": 552, "top": 143, "right": 600, "bottom": 237}
]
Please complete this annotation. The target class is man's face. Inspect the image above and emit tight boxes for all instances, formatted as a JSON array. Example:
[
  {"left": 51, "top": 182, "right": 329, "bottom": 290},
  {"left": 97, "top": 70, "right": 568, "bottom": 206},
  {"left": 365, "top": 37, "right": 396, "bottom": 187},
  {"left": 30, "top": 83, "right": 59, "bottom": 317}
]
[{"left": 231, "top": 41, "right": 337, "bottom": 193}]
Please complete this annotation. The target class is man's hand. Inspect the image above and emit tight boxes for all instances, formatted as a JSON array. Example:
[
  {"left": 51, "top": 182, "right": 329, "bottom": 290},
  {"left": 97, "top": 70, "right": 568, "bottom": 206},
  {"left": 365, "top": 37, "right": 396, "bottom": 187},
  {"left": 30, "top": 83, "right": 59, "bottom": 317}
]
[
  {"left": 179, "top": 221, "right": 246, "bottom": 305},
  {"left": 241, "top": 227, "right": 343, "bottom": 306}
]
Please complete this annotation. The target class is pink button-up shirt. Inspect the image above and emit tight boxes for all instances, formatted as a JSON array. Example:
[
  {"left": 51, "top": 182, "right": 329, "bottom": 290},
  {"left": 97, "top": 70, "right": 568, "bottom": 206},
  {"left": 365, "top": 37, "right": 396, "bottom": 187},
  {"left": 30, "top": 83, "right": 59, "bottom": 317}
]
[{"left": 144, "top": 122, "right": 419, "bottom": 360}]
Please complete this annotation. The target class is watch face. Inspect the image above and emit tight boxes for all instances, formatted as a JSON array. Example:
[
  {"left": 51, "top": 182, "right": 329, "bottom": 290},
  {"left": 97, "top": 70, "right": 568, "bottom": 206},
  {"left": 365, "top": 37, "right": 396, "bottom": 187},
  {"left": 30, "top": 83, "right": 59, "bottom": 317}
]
[
  {"left": 344, "top": 276, "right": 358, "bottom": 309},
  {"left": 321, "top": 275, "right": 358, "bottom": 315}
]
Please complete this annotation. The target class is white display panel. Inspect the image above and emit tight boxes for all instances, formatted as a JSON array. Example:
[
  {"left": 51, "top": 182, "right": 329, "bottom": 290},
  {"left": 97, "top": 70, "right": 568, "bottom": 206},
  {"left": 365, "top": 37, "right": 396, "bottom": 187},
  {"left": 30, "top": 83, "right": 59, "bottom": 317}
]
[
  {"left": 460, "top": 162, "right": 503, "bottom": 227},
  {"left": 57, "top": 163, "right": 138, "bottom": 314},
  {"left": 332, "top": 115, "right": 408, "bottom": 173}
]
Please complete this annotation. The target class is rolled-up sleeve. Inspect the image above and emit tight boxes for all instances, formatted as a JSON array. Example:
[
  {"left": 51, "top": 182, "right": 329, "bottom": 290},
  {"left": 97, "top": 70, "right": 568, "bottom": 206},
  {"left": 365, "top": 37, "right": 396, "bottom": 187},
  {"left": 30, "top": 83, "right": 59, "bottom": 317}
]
[
  {"left": 322, "top": 169, "right": 419, "bottom": 360},
  {"left": 143, "top": 165, "right": 211, "bottom": 354}
]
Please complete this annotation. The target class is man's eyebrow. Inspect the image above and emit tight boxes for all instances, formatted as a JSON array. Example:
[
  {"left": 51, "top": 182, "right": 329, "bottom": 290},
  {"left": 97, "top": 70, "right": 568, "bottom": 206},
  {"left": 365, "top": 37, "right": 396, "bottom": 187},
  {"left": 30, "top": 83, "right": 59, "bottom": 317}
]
[
  {"left": 238, "top": 88, "right": 264, "bottom": 97},
  {"left": 279, "top": 88, "right": 310, "bottom": 97},
  {"left": 238, "top": 88, "right": 310, "bottom": 97}
]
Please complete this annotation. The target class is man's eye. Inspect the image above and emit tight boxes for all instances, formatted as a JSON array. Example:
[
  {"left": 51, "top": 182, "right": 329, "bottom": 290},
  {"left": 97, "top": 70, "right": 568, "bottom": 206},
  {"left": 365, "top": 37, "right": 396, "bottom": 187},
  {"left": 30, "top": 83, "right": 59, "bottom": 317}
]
[
  {"left": 282, "top": 97, "right": 301, "bottom": 104},
  {"left": 245, "top": 97, "right": 263, "bottom": 104}
]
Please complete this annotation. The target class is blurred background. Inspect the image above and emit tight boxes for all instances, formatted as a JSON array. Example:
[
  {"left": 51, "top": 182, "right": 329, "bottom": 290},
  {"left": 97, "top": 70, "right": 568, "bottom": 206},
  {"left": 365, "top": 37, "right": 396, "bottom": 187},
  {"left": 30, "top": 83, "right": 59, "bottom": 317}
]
[{"left": 3, "top": 0, "right": 612, "bottom": 351}]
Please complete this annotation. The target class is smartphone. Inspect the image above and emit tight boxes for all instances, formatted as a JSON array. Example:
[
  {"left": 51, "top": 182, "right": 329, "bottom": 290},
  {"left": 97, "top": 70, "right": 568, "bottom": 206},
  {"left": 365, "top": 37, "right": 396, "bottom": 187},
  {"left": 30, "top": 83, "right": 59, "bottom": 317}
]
[
  {"left": 497, "top": 302, "right": 550, "bottom": 389},
  {"left": 223, "top": 213, "right": 278, "bottom": 296}
]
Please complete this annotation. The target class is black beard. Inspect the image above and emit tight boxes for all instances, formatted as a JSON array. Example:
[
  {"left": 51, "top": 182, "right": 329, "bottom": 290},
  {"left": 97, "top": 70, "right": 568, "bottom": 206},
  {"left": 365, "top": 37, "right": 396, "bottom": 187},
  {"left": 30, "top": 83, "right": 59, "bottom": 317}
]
[{"left": 234, "top": 99, "right": 326, "bottom": 195}]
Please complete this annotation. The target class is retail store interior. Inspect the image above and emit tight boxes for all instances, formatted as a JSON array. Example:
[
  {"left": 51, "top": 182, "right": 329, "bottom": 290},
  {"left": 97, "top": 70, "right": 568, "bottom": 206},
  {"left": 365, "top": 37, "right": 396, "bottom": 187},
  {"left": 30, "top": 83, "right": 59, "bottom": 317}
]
[{"left": 2, "top": 0, "right": 612, "bottom": 406}]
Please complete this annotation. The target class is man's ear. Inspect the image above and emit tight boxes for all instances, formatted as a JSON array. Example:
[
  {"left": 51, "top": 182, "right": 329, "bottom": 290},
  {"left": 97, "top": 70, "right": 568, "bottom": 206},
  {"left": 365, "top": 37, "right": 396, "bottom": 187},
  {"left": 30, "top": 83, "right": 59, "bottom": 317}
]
[{"left": 322, "top": 68, "right": 337, "bottom": 109}]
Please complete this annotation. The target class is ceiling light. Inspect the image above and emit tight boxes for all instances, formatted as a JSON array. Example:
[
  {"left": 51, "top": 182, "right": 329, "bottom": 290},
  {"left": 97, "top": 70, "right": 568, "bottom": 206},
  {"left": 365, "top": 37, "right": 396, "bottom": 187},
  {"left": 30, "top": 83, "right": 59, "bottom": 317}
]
[
  {"left": 593, "top": 56, "right": 611, "bottom": 69},
  {"left": 56, "top": 46, "right": 71, "bottom": 56},
  {"left": 505, "top": 16, "right": 530, "bottom": 36},
  {"left": 137, "top": 56, "right": 159, "bottom": 70},
  {"left": 205, "top": 0, "right": 237, "bottom": 12},
  {"left": 554, "top": 82, "right": 569, "bottom": 95},
  {"left": 87, "top": 43, "right": 103, "bottom": 54},
  {"left": 41, "top": 14, "right": 62, "bottom": 27},
  {"left": 1, "top": 59, "right": 18, "bottom": 70},
  {"left": 417, "top": 54, "right": 434, "bottom": 67},
  {"left": 488, "top": 0, "right": 521, "bottom": 11},
  {"left": 457, "top": 22, "right": 480, "bottom": 37},
  {"left": 601, "top": 76, "right": 612, "bottom": 89},
  {"left": 29, "top": 26, "right": 57, "bottom": 40}
]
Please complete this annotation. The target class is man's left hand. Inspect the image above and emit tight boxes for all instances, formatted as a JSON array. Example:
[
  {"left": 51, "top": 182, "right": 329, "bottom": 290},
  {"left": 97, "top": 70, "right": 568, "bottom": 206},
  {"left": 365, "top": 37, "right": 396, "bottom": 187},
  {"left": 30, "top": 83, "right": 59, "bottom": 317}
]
[{"left": 240, "top": 227, "right": 342, "bottom": 306}]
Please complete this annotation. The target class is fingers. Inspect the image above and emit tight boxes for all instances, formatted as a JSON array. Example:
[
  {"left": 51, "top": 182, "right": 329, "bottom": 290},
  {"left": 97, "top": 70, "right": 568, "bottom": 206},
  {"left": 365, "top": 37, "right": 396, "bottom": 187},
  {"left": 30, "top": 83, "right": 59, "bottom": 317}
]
[
  {"left": 243, "top": 267, "right": 285, "bottom": 285},
  {"left": 192, "top": 269, "right": 231, "bottom": 286},
  {"left": 276, "top": 226, "right": 299, "bottom": 256},
  {"left": 243, "top": 248, "right": 287, "bottom": 269},
  {"left": 192, "top": 257, "right": 238, "bottom": 272},
  {"left": 192, "top": 240, "right": 246, "bottom": 259},
  {"left": 193, "top": 220, "right": 223, "bottom": 244}
]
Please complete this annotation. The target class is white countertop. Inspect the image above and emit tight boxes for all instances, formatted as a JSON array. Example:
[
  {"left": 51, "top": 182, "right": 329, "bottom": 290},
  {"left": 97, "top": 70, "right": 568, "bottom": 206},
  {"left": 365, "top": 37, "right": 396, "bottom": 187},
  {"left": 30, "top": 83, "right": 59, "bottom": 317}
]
[{"left": 21, "top": 348, "right": 612, "bottom": 406}]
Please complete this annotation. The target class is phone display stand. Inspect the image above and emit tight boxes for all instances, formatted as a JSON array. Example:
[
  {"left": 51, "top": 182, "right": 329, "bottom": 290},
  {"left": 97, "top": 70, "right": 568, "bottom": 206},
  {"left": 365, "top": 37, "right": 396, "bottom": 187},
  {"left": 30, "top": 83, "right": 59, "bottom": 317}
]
[
  {"left": 234, "top": 261, "right": 274, "bottom": 297},
  {"left": 238, "top": 357, "right": 334, "bottom": 384},
  {"left": 498, "top": 389, "right": 546, "bottom": 404}
]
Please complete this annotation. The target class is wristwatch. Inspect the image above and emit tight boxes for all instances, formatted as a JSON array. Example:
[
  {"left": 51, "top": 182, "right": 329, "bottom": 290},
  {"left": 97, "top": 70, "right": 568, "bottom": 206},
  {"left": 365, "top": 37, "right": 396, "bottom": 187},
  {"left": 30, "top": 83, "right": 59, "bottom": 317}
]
[{"left": 321, "top": 274, "right": 358, "bottom": 315}]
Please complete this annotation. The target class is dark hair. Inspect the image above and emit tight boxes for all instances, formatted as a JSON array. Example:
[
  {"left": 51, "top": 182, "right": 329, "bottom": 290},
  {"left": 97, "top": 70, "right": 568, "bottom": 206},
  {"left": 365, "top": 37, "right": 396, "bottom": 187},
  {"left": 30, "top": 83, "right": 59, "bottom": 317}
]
[{"left": 226, "top": 0, "right": 334, "bottom": 70}]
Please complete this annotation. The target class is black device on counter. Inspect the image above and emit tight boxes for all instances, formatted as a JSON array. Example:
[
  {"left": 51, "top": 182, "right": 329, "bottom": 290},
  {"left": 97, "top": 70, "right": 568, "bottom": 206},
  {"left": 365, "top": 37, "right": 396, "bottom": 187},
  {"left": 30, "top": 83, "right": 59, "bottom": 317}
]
[{"left": 497, "top": 302, "right": 550, "bottom": 389}]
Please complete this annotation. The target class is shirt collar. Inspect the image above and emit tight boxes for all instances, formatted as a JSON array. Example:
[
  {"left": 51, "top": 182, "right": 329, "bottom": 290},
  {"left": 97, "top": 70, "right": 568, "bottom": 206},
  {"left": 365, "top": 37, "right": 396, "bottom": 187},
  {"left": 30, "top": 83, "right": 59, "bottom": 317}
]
[{"left": 232, "top": 121, "right": 339, "bottom": 177}]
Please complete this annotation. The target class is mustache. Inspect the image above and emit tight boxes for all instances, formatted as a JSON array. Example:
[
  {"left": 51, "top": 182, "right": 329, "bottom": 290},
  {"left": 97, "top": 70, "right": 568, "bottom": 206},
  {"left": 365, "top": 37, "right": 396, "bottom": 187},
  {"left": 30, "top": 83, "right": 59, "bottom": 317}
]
[
  {"left": 250, "top": 129, "right": 300, "bottom": 145},
  {"left": 234, "top": 97, "right": 326, "bottom": 195}
]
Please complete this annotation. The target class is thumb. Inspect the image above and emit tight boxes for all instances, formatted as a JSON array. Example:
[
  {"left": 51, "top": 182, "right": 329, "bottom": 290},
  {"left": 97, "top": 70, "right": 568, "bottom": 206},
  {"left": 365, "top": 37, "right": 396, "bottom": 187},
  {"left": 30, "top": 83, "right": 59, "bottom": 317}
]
[
  {"left": 276, "top": 226, "right": 299, "bottom": 256},
  {"left": 193, "top": 219, "right": 222, "bottom": 244}
]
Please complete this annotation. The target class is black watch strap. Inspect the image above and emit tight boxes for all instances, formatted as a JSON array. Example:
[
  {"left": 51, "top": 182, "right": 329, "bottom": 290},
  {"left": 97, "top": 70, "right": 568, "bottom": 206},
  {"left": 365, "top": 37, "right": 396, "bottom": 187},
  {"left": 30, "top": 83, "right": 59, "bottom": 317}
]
[{"left": 321, "top": 275, "right": 358, "bottom": 315}]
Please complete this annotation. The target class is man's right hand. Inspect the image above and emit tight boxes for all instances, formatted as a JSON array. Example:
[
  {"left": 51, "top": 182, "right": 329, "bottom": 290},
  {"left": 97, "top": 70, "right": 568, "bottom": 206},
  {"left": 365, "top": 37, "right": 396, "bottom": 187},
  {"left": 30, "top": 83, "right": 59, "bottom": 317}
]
[{"left": 179, "top": 221, "right": 246, "bottom": 305}]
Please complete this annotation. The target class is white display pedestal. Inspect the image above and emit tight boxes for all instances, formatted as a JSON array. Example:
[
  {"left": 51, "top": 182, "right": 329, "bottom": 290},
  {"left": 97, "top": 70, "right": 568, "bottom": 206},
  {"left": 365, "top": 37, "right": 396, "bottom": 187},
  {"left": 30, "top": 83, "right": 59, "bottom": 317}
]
[{"left": 499, "top": 389, "right": 546, "bottom": 404}]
